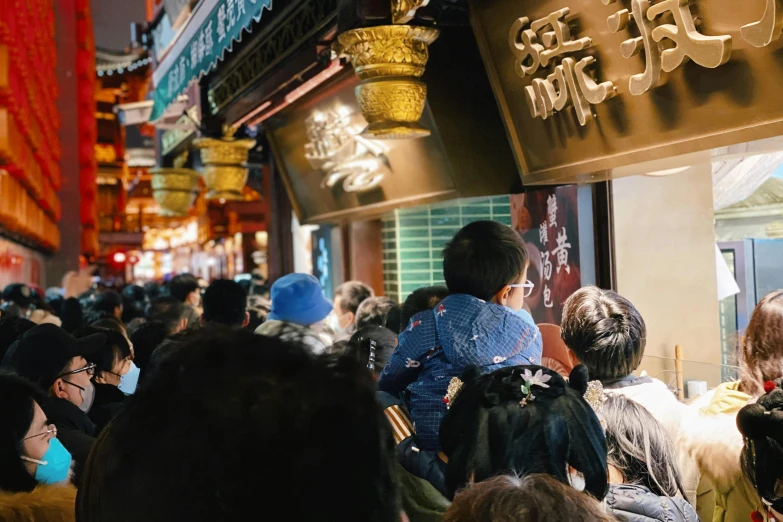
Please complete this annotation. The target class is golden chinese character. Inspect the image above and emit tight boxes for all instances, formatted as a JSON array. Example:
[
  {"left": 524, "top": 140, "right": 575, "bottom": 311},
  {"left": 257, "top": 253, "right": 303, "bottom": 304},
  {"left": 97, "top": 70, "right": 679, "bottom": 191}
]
[
  {"left": 509, "top": 9, "right": 591, "bottom": 78},
  {"left": 741, "top": 0, "right": 783, "bottom": 48},
  {"left": 524, "top": 57, "right": 615, "bottom": 127},
  {"left": 604, "top": 0, "right": 662, "bottom": 96},
  {"left": 647, "top": 0, "right": 732, "bottom": 72}
]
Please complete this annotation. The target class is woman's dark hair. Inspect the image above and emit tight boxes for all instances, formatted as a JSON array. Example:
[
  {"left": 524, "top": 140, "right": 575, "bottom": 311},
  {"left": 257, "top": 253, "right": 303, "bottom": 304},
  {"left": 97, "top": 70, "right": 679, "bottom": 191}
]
[
  {"left": 129, "top": 321, "right": 169, "bottom": 371},
  {"left": 738, "top": 377, "right": 783, "bottom": 506},
  {"left": 739, "top": 290, "right": 783, "bottom": 396},
  {"left": 440, "top": 365, "right": 607, "bottom": 500},
  {"left": 347, "top": 326, "right": 398, "bottom": 378},
  {"left": 0, "top": 316, "right": 36, "bottom": 363},
  {"left": 603, "top": 394, "right": 687, "bottom": 498},
  {"left": 143, "top": 282, "right": 162, "bottom": 301},
  {"left": 92, "top": 291, "right": 123, "bottom": 315},
  {"left": 443, "top": 221, "right": 529, "bottom": 302},
  {"left": 355, "top": 297, "right": 402, "bottom": 334},
  {"left": 560, "top": 287, "right": 647, "bottom": 382},
  {"left": 77, "top": 326, "right": 132, "bottom": 376},
  {"left": 146, "top": 296, "right": 186, "bottom": 334},
  {"left": 77, "top": 326, "right": 400, "bottom": 522},
  {"left": 122, "top": 295, "right": 145, "bottom": 324},
  {"left": 400, "top": 286, "right": 450, "bottom": 329},
  {"left": 0, "top": 371, "right": 47, "bottom": 493},
  {"left": 91, "top": 316, "right": 127, "bottom": 335},
  {"left": 123, "top": 285, "right": 146, "bottom": 303},
  {"left": 443, "top": 474, "right": 617, "bottom": 522},
  {"left": 168, "top": 274, "right": 199, "bottom": 303}
]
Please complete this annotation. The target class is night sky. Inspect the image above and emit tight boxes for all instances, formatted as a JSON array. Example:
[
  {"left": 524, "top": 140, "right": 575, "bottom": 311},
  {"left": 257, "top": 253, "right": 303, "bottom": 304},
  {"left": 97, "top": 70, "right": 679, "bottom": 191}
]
[{"left": 91, "top": 0, "right": 147, "bottom": 51}]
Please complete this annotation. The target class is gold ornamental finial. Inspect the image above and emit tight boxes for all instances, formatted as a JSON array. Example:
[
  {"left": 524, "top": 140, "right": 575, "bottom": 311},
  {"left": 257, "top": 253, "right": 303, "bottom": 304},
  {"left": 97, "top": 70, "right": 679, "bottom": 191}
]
[
  {"left": 336, "top": 25, "right": 439, "bottom": 139},
  {"left": 391, "top": 0, "right": 431, "bottom": 24},
  {"left": 222, "top": 124, "right": 238, "bottom": 140}
]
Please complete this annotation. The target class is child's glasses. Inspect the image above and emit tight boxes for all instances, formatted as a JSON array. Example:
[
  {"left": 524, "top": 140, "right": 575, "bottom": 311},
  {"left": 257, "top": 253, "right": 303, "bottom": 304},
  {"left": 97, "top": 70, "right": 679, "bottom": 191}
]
[{"left": 509, "top": 281, "right": 535, "bottom": 298}]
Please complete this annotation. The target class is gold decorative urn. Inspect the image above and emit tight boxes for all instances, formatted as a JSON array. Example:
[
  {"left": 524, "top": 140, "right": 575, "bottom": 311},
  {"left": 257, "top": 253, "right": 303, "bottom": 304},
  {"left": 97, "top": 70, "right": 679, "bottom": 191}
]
[
  {"left": 150, "top": 168, "right": 200, "bottom": 217},
  {"left": 336, "top": 25, "right": 439, "bottom": 139},
  {"left": 193, "top": 129, "right": 256, "bottom": 201}
]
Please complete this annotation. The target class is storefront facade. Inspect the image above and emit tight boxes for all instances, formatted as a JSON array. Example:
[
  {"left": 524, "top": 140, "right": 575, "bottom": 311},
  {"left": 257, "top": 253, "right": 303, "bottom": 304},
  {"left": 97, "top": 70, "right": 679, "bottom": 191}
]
[{"left": 469, "top": 0, "right": 783, "bottom": 388}]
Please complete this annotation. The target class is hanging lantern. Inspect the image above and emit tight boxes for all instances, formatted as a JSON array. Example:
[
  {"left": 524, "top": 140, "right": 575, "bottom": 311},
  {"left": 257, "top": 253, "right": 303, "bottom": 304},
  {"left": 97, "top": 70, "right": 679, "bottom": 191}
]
[
  {"left": 150, "top": 168, "right": 200, "bottom": 217},
  {"left": 193, "top": 129, "right": 255, "bottom": 201},
  {"left": 336, "top": 25, "right": 439, "bottom": 139}
]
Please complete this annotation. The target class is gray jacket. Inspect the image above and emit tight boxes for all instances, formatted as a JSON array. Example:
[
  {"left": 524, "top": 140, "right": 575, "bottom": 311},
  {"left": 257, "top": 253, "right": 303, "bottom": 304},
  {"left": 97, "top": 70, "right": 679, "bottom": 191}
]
[{"left": 605, "top": 484, "right": 699, "bottom": 522}]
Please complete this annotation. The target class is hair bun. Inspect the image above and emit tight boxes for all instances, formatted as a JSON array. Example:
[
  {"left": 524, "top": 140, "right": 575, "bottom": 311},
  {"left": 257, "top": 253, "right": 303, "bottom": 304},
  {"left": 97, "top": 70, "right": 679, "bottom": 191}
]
[
  {"left": 737, "top": 403, "right": 771, "bottom": 439},
  {"left": 569, "top": 364, "right": 589, "bottom": 395}
]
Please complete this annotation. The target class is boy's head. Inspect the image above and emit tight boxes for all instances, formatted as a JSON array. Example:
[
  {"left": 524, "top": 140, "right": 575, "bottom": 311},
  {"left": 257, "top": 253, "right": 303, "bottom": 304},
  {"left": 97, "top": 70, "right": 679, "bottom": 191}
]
[
  {"left": 443, "top": 221, "right": 529, "bottom": 308},
  {"left": 560, "top": 287, "right": 646, "bottom": 382},
  {"left": 201, "top": 279, "right": 249, "bottom": 328}
]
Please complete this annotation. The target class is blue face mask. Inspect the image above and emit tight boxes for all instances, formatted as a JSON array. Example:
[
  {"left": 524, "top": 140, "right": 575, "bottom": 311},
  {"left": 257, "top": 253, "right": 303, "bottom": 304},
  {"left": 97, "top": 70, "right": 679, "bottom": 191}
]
[
  {"left": 22, "top": 438, "right": 72, "bottom": 485},
  {"left": 119, "top": 362, "right": 141, "bottom": 395}
]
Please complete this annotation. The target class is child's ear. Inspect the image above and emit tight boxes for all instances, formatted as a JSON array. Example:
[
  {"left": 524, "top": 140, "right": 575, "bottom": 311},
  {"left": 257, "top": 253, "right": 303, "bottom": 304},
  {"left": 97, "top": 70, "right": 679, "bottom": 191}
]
[{"left": 492, "top": 285, "right": 510, "bottom": 305}]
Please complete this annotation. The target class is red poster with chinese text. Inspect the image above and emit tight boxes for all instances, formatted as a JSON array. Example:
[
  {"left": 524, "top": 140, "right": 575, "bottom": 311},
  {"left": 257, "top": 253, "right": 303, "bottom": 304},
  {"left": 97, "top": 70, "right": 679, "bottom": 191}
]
[{"left": 511, "top": 186, "right": 581, "bottom": 325}]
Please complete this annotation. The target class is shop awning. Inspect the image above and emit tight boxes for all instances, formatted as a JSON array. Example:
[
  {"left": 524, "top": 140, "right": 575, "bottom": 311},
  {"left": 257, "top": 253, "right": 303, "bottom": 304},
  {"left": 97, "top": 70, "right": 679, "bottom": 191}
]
[{"left": 150, "top": 0, "right": 273, "bottom": 122}]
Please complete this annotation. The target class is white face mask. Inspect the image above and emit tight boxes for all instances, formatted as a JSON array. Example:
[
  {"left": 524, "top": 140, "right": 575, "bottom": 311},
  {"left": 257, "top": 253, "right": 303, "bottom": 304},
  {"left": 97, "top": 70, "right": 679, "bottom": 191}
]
[
  {"left": 568, "top": 469, "right": 586, "bottom": 492},
  {"left": 326, "top": 313, "right": 347, "bottom": 335}
]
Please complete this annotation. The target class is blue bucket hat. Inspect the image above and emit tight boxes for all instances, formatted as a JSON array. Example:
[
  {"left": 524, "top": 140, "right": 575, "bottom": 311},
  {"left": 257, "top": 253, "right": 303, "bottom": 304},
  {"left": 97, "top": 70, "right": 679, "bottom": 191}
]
[{"left": 267, "top": 274, "right": 333, "bottom": 326}]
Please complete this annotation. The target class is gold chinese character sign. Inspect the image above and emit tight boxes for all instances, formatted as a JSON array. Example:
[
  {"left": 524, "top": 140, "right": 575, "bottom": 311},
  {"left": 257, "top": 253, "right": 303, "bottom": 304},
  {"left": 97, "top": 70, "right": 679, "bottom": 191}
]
[
  {"left": 510, "top": 9, "right": 615, "bottom": 126},
  {"left": 741, "top": 0, "right": 783, "bottom": 48}
]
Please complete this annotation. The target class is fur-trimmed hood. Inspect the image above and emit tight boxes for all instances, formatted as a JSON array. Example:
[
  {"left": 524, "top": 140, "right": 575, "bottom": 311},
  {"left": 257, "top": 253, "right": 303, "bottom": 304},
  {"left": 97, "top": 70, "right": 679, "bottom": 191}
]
[
  {"left": 0, "top": 485, "right": 76, "bottom": 522},
  {"left": 680, "top": 382, "right": 750, "bottom": 492}
]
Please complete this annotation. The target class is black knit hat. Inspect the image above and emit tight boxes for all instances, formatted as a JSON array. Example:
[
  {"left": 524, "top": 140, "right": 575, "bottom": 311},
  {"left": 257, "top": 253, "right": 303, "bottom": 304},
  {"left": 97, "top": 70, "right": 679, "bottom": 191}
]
[
  {"left": 3, "top": 324, "right": 106, "bottom": 390},
  {"left": 440, "top": 364, "right": 608, "bottom": 500}
]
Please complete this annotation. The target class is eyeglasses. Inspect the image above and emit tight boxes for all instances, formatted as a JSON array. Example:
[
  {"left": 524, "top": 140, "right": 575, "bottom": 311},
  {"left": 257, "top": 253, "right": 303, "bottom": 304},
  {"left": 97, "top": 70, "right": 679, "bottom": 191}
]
[
  {"left": 509, "top": 280, "right": 535, "bottom": 298},
  {"left": 24, "top": 424, "right": 57, "bottom": 441},
  {"left": 57, "top": 362, "right": 96, "bottom": 379}
]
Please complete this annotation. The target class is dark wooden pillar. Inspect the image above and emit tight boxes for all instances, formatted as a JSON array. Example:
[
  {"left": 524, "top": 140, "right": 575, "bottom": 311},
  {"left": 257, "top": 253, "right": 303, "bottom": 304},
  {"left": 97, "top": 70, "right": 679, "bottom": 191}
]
[{"left": 267, "top": 160, "right": 294, "bottom": 281}]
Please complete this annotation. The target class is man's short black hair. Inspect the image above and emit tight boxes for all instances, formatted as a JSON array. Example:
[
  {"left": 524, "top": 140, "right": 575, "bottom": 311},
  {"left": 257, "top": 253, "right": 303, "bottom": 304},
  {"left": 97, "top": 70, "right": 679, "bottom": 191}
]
[
  {"left": 146, "top": 296, "right": 186, "bottom": 334},
  {"left": 442, "top": 221, "right": 529, "bottom": 302},
  {"left": 77, "top": 326, "right": 400, "bottom": 522},
  {"left": 355, "top": 297, "right": 401, "bottom": 333},
  {"left": 169, "top": 274, "right": 199, "bottom": 303},
  {"left": 129, "top": 321, "right": 169, "bottom": 372},
  {"left": 202, "top": 280, "right": 247, "bottom": 327},
  {"left": 560, "top": 287, "right": 647, "bottom": 382},
  {"left": 400, "top": 286, "right": 450, "bottom": 329},
  {"left": 334, "top": 281, "right": 374, "bottom": 315},
  {"left": 93, "top": 291, "right": 123, "bottom": 315}
]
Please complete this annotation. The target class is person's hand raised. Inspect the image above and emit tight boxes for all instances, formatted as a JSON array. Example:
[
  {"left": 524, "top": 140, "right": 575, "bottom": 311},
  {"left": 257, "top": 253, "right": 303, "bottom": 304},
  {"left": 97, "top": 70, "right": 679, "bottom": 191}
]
[{"left": 63, "top": 265, "right": 96, "bottom": 299}]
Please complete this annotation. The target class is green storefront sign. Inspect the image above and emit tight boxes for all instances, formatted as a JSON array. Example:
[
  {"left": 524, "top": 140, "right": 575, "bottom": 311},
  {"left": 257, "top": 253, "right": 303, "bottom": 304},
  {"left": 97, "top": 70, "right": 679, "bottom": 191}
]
[{"left": 151, "top": 0, "right": 273, "bottom": 121}]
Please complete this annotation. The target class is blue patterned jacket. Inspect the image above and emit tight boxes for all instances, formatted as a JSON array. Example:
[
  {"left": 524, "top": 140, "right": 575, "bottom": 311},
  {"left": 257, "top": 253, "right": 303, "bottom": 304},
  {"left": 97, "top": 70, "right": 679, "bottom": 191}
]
[{"left": 378, "top": 294, "right": 542, "bottom": 451}]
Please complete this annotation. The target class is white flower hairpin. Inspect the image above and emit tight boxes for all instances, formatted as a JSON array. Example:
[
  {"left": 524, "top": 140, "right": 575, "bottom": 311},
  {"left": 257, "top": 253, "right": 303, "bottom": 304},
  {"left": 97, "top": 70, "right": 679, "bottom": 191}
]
[{"left": 520, "top": 368, "right": 551, "bottom": 407}]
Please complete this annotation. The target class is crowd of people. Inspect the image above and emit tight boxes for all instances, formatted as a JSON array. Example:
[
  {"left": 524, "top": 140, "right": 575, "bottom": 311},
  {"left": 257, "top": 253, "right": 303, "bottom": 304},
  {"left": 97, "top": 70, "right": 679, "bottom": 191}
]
[{"left": 0, "top": 219, "right": 782, "bottom": 522}]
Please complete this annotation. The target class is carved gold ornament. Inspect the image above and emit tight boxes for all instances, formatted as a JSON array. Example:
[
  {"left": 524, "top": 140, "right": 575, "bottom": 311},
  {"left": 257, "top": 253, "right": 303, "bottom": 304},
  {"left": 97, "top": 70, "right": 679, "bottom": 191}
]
[
  {"left": 336, "top": 25, "right": 439, "bottom": 139},
  {"left": 150, "top": 168, "right": 200, "bottom": 217},
  {"left": 741, "top": 0, "right": 783, "bottom": 48},
  {"left": 391, "top": 0, "right": 430, "bottom": 24},
  {"left": 193, "top": 134, "right": 256, "bottom": 201}
]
